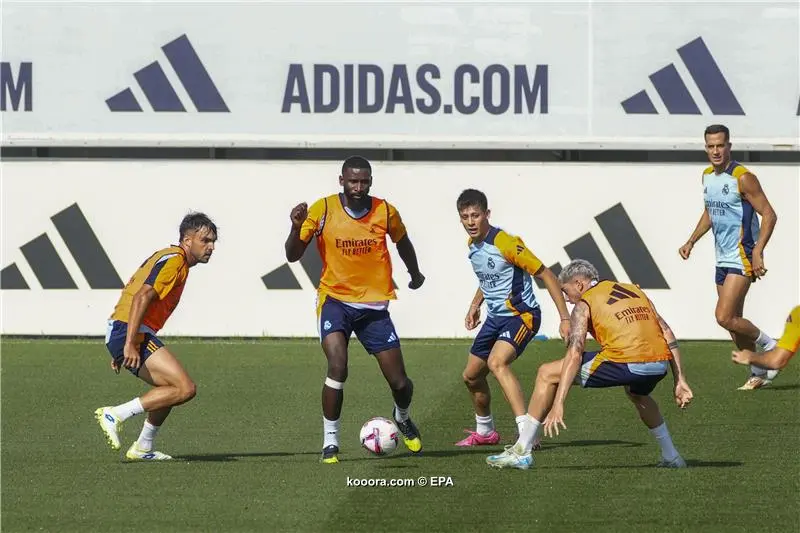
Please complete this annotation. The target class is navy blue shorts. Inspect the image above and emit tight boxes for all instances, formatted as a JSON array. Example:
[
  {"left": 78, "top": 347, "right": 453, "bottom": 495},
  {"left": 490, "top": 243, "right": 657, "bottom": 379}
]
[
  {"left": 317, "top": 296, "right": 400, "bottom": 355},
  {"left": 715, "top": 266, "right": 754, "bottom": 286},
  {"left": 470, "top": 308, "right": 541, "bottom": 359},
  {"left": 105, "top": 320, "right": 164, "bottom": 376},
  {"left": 577, "top": 350, "right": 669, "bottom": 396}
]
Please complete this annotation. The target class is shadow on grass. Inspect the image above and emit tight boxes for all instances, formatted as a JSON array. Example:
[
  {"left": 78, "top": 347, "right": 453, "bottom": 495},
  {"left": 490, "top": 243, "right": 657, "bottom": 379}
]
[
  {"left": 760, "top": 384, "right": 800, "bottom": 391},
  {"left": 539, "top": 459, "right": 743, "bottom": 470},
  {"left": 170, "top": 451, "right": 313, "bottom": 462}
]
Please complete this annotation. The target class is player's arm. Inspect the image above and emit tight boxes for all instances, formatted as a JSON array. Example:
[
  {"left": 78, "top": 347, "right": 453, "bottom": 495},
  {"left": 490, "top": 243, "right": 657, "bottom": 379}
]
[
  {"left": 648, "top": 296, "right": 692, "bottom": 407},
  {"left": 734, "top": 347, "right": 795, "bottom": 370},
  {"left": 733, "top": 308, "right": 799, "bottom": 370},
  {"left": 534, "top": 265, "right": 571, "bottom": 337},
  {"left": 286, "top": 201, "right": 323, "bottom": 262},
  {"left": 543, "top": 301, "right": 590, "bottom": 437},
  {"left": 388, "top": 203, "right": 425, "bottom": 289},
  {"left": 739, "top": 172, "right": 777, "bottom": 277},
  {"left": 121, "top": 285, "right": 157, "bottom": 370},
  {"left": 465, "top": 286, "right": 485, "bottom": 330},
  {"left": 122, "top": 256, "right": 183, "bottom": 370},
  {"left": 679, "top": 209, "right": 712, "bottom": 259}
]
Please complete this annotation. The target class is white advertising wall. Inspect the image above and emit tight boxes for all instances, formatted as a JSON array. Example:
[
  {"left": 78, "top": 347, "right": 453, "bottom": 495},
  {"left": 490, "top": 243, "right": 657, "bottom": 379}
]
[
  {"left": 2, "top": 161, "right": 798, "bottom": 340},
  {"left": 2, "top": 2, "right": 799, "bottom": 149}
]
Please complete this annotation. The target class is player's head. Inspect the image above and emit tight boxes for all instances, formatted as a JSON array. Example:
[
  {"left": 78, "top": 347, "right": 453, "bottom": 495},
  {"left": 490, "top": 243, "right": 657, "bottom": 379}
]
[
  {"left": 558, "top": 259, "right": 599, "bottom": 304},
  {"left": 456, "top": 189, "right": 490, "bottom": 240},
  {"left": 704, "top": 124, "right": 731, "bottom": 167},
  {"left": 179, "top": 212, "right": 217, "bottom": 266},
  {"left": 339, "top": 156, "right": 372, "bottom": 203}
]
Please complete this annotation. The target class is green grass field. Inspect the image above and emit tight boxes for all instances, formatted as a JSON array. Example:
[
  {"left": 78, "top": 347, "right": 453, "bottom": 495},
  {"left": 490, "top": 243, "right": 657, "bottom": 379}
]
[{"left": 2, "top": 338, "right": 798, "bottom": 533}]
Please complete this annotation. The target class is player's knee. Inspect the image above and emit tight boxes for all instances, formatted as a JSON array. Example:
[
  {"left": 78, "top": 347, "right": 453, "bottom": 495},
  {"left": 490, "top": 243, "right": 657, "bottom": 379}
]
[
  {"left": 463, "top": 371, "right": 483, "bottom": 388},
  {"left": 715, "top": 310, "right": 735, "bottom": 330},
  {"left": 536, "top": 363, "right": 558, "bottom": 384},
  {"left": 387, "top": 375, "right": 408, "bottom": 392},
  {"left": 177, "top": 380, "right": 197, "bottom": 403},
  {"left": 326, "top": 360, "right": 348, "bottom": 381},
  {"left": 486, "top": 356, "right": 509, "bottom": 374}
]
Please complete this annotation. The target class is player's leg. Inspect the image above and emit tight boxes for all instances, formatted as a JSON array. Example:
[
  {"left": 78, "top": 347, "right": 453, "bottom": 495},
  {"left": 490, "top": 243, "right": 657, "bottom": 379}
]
[
  {"left": 320, "top": 332, "right": 349, "bottom": 462},
  {"left": 624, "top": 375, "right": 685, "bottom": 468},
  {"left": 123, "top": 347, "right": 197, "bottom": 460},
  {"left": 487, "top": 349, "right": 565, "bottom": 470},
  {"left": 716, "top": 271, "right": 778, "bottom": 389},
  {"left": 317, "top": 297, "right": 353, "bottom": 463},
  {"left": 455, "top": 316, "right": 500, "bottom": 446},
  {"left": 94, "top": 322, "right": 190, "bottom": 455},
  {"left": 358, "top": 310, "right": 422, "bottom": 453},
  {"left": 455, "top": 354, "right": 500, "bottom": 446}
]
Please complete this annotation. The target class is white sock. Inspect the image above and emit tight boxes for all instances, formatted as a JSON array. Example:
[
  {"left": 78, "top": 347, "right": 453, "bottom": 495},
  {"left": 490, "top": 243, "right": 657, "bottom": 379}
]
[
  {"left": 755, "top": 331, "right": 777, "bottom": 351},
  {"left": 323, "top": 416, "right": 340, "bottom": 448},
  {"left": 513, "top": 414, "right": 541, "bottom": 455},
  {"left": 111, "top": 398, "right": 144, "bottom": 422},
  {"left": 136, "top": 421, "right": 159, "bottom": 452},
  {"left": 649, "top": 422, "right": 680, "bottom": 462},
  {"left": 475, "top": 414, "right": 494, "bottom": 436},
  {"left": 394, "top": 404, "right": 409, "bottom": 423}
]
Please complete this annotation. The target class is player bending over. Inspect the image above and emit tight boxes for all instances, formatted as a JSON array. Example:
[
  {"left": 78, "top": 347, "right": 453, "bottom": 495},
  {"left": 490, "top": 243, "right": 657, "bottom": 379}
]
[
  {"left": 454, "top": 189, "right": 570, "bottom": 447},
  {"left": 94, "top": 212, "right": 217, "bottom": 461},
  {"left": 487, "top": 259, "right": 693, "bottom": 470},
  {"left": 732, "top": 306, "right": 799, "bottom": 370},
  {"left": 285, "top": 156, "right": 425, "bottom": 464},
  {"left": 679, "top": 124, "right": 779, "bottom": 390}
]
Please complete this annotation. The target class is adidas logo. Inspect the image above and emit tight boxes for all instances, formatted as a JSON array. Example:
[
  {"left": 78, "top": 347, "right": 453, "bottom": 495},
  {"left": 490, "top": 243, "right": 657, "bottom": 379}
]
[
  {"left": 387, "top": 332, "right": 397, "bottom": 343},
  {"left": 1, "top": 203, "right": 123, "bottom": 290},
  {"left": 533, "top": 203, "right": 668, "bottom": 291},
  {"left": 621, "top": 37, "right": 744, "bottom": 116},
  {"left": 262, "top": 244, "right": 398, "bottom": 290},
  {"left": 106, "top": 34, "right": 229, "bottom": 113},
  {"left": 499, "top": 331, "right": 511, "bottom": 339},
  {"left": 605, "top": 283, "right": 641, "bottom": 305}
]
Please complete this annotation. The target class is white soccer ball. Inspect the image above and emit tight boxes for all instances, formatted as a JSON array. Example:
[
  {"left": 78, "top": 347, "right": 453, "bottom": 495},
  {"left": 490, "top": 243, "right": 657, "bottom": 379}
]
[{"left": 359, "top": 417, "right": 399, "bottom": 455}]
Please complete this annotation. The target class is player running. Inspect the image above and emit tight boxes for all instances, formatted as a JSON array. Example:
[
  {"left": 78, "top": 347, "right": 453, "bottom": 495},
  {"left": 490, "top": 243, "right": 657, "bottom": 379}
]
[
  {"left": 679, "top": 124, "right": 779, "bottom": 390},
  {"left": 284, "top": 156, "right": 425, "bottom": 464},
  {"left": 487, "top": 259, "right": 693, "bottom": 470},
  {"left": 732, "top": 306, "right": 800, "bottom": 370},
  {"left": 455, "top": 189, "right": 570, "bottom": 447},
  {"left": 94, "top": 212, "right": 217, "bottom": 461}
]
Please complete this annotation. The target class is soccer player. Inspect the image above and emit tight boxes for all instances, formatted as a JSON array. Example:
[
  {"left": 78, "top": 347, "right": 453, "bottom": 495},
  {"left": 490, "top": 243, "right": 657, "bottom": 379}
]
[
  {"left": 486, "top": 259, "right": 693, "bottom": 470},
  {"left": 679, "top": 124, "right": 779, "bottom": 390},
  {"left": 732, "top": 306, "right": 800, "bottom": 370},
  {"left": 284, "top": 156, "right": 426, "bottom": 464},
  {"left": 454, "top": 189, "right": 570, "bottom": 447},
  {"left": 94, "top": 212, "right": 217, "bottom": 461}
]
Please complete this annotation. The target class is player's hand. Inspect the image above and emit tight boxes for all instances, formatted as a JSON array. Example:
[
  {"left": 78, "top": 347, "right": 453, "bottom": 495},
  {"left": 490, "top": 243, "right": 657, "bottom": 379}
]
[
  {"left": 731, "top": 349, "right": 756, "bottom": 366},
  {"left": 543, "top": 404, "right": 566, "bottom": 438},
  {"left": 678, "top": 242, "right": 693, "bottom": 260},
  {"left": 558, "top": 319, "right": 570, "bottom": 341},
  {"left": 465, "top": 305, "right": 481, "bottom": 330},
  {"left": 289, "top": 203, "right": 308, "bottom": 229},
  {"left": 408, "top": 271, "right": 425, "bottom": 290},
  {"left": 110, "top": 359, "right": 121, "bottom": 374},
  {"left": 673, "top": 378, "right": 693, "bottom": 409},
  {"left": 751, "top": 250, "right": 767, "bottom": 278},
  {"left": 122, "top": 342, "right": 141, "bottom": 371}
]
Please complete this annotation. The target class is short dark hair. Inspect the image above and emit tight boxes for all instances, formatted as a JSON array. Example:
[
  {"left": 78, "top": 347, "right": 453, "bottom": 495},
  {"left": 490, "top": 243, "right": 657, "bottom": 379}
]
[
  {"left": 179, "top": 212, "right": 217, "bottom": 241},
  {"left": 457, "top": 189, "right": 488, "bottom": 212},
  {"left": 342, "top": 155, "right": 372, "bottom": 175},
  {"left": 704, "top": 124, "right": 730, "bottom": 142}
]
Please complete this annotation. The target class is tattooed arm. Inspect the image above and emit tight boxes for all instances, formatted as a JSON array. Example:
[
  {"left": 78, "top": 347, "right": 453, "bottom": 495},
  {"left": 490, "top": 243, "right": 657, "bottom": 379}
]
[
  {"left": 555, "top": 301, "right": 590, "bottom": 404},
  {"left": 543, "top": 301, "right": 590, "bottom": 437}
]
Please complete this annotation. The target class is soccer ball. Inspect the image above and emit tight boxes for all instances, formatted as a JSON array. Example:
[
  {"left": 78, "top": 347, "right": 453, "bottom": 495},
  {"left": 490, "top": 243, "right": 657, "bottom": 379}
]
[{"left": 359, "top": 417, "right": 399, "bottom": 455}]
